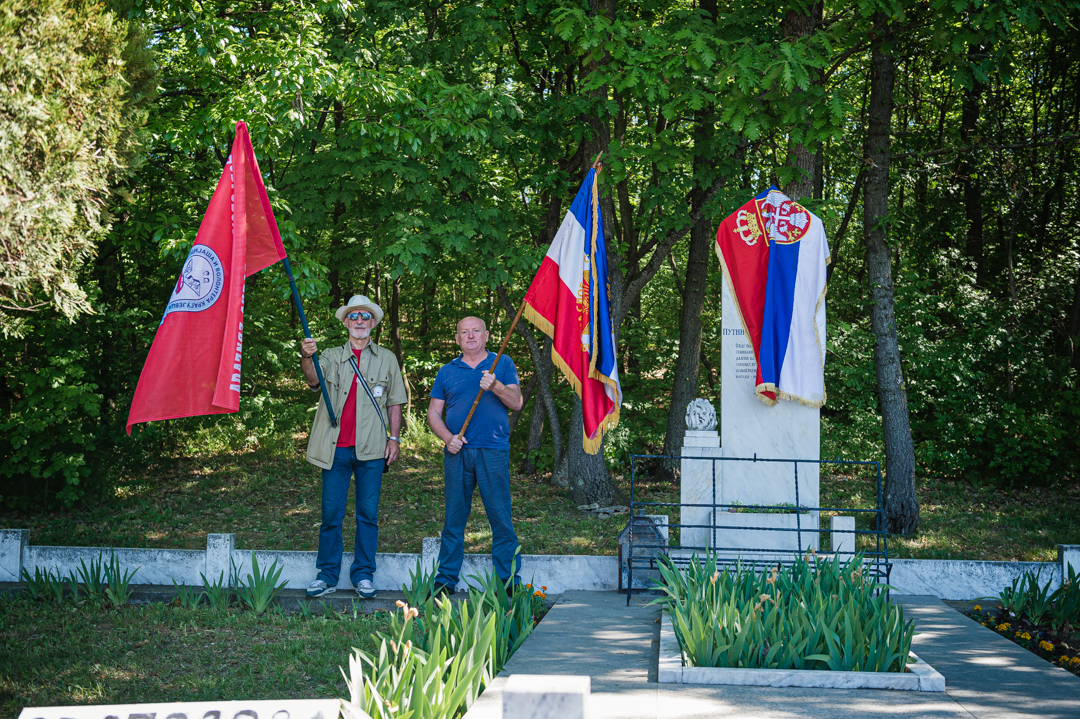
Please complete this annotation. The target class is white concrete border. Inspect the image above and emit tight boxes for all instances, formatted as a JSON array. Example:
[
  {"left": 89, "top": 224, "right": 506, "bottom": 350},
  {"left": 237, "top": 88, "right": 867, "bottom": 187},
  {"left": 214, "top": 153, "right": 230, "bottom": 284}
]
[
  {"left": 6, "top": 534, "right": 616, "bottom": 594},
  {"left": 3, "top": 530, "right": 1077, "bottom": 601},
  {"left": 658, "top": 612, "right": 945, "bottom": 691}
]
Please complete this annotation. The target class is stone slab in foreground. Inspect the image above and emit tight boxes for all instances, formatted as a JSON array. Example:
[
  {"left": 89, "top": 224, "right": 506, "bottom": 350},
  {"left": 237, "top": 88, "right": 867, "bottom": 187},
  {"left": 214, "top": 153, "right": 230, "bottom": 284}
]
[{"left": 18, "top": 699, "right": 340, "bottom": 719}]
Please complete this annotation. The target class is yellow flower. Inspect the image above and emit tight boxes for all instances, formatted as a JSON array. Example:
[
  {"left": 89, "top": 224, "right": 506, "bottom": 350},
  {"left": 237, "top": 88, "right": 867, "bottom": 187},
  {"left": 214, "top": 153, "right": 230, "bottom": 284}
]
[
  {"left": 1040, "top": 641, "right": 1054, "bottom": 652},
  {"left": 973, "top": 604, "right": 982, "bottom": 612},
  {"left": 981, "top": 622, "right": 987, "bottom": 627},
  {"left": 996, "top": 623, "right": 1011, "bottom": 632},
  {"left": 1060, "top": 655, "right": 1070, "bottom": 664},
  {"left": 1015, "top": 632, "right": 1031, "bottom": 641},
  {"left": 1071, "top": 657, "right": 1080, "bottom": 667},
  {"left": 541, "top": 585, "right": 547, "bottom": 591}
]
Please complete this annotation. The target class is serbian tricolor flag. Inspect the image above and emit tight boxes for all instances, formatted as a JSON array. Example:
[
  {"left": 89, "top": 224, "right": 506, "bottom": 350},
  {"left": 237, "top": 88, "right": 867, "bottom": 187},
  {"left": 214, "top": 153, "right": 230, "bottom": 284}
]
[
  {"left": 715, "top": 186, "right": 829, "bottom": 407},
  {"left": 126, "top": 122, "right": 287, "bottom": 434},
  {"left": 523, "top": 169, "right": 621, "bottom": 453}
]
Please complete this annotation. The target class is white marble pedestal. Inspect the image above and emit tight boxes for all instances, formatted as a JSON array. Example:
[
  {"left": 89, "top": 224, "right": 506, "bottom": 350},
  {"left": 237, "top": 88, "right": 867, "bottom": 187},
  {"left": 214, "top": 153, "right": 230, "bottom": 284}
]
[{"left": 679, "top": 429, "right": 722, "bottom": 551}]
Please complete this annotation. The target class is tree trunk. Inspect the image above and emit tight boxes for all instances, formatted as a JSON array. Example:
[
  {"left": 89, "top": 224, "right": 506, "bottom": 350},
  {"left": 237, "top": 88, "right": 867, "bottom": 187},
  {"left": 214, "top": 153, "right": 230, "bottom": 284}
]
[
  {"left": 328, "top": 203, "right": 344, "bottom": 312},
  {"left": 389, "top": 275, "right": 407, "bottom": 427},
  {"left": 552, "top": 0, "right": 618, "bottom": 500},
  {"left": 864, "top": 12, "right": 918, "bottom": 535},
  {"left": 781, "top": 3, "right": 821, "bottom": 201},
  {"left": 1069, "top": 256, "right": 1080, "bottom": 366},
  {"left": 554, "top": 396, "right": 626, "bottom": 505},
  {"left": 959, "top": 46, "right": 986, "bottom": 285},
  {"left": 662, "top": 101, "right": 715, "bottom": 465},
  {"left": 521, "top": 392, "right": 546, "bottom": 475},
  {"left": 497, "top": 288, "right": 563, "bottom": 469}
]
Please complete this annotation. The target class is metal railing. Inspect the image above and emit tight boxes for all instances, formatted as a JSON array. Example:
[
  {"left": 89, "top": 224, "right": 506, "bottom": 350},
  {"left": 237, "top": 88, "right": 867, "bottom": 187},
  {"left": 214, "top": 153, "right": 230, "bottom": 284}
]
[{"left": 623, "top": 454, "right": 891, "bottom": 604}]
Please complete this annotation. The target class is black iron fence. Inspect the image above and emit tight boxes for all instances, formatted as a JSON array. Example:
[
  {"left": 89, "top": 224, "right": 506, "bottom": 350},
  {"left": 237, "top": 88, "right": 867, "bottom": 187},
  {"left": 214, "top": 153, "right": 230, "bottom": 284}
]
[{"left": 622, "top": 454, "right": 891, "bottom": 604}]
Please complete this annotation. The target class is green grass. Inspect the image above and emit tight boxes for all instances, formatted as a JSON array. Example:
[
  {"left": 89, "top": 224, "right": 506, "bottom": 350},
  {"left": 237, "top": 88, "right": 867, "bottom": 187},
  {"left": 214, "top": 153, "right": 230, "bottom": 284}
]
[
  {"left": 819, "top": 469, "right": 1080, "bottom": 561},
  {"left": 0, "top": 594, "right": 388, "bottom": 717},
  {"left": 0, "top": 429, "right": 677, "bottom": 557},
  {"left": 2, "top": 434, "right": 1076, "bottom": 561}
]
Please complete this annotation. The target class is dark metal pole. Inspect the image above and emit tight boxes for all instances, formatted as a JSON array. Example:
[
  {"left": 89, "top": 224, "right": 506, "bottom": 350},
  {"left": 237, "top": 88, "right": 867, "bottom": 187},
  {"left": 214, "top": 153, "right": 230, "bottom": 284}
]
[{"left": 282, "top": 257, "right": 337, "bottom": 427}]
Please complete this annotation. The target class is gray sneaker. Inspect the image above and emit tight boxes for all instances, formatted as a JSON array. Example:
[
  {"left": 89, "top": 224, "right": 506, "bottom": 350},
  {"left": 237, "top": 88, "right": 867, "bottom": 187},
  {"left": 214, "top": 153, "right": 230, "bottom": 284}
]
[
  {"left": 306, "top": 579, "right": 335, "bottom": 598},
  {"left": 356, "top": 579, "right": 377, "bottom": 599}
]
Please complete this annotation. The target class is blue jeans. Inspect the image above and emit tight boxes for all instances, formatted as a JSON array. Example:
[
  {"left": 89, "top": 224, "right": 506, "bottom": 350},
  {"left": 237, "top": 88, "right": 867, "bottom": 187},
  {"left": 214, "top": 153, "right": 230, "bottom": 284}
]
[
  {"left": 436, "top": 448, "right": 521, "bottom": 587},
  {"left": 316, "top": 447, "right": 383, "bottom": 586}
]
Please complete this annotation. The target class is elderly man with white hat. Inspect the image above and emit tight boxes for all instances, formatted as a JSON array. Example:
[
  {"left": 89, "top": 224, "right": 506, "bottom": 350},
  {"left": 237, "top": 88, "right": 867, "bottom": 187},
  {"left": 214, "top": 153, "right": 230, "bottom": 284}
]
[{"left": 299, "top": 294, "right": 407, "bottom": 599}]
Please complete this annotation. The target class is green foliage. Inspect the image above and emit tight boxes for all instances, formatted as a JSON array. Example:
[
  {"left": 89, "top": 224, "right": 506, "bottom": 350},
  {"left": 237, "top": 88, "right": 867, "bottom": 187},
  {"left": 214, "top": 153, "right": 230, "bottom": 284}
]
[
  {"left": 75, "top": 554, "right": 109, "bottom": 604},
  {"left": 343, "top": 563, "right": 539, "bottom": 719},
  {"left": 103, "top": 552, "right": 139, "bottom": 607},
  {"left": 998, "top": 567, "right": 1080, "bottom": 631},
  {"left": 4, "top": 0, "right": 1080, "bottom": 509},
  {"left": 172, "top": 580, "right": 204, "bottom": 609},
  {"left": 19, "top": 566, "right": 68, "bottom": 603},
  {"left": 0, "top": 337, "right": 103, "bottom": 508},
  {"left": 200, "top": 570, "right": 236, "bottom": 611},
  {"left": 1049, "top": 568, "right": 1080, "bottom": 631},
  {"left": 235, "top": 552, "right": 288, "bottom": 615},
  {"left": 342, "top": 600, "right": 495, "bottom": 719},
  {"left": 0, "top": 0, "right": 152, "bottom": 334},
  {"left": 652, "top": 553, "right": 915, "bottom": 673}
]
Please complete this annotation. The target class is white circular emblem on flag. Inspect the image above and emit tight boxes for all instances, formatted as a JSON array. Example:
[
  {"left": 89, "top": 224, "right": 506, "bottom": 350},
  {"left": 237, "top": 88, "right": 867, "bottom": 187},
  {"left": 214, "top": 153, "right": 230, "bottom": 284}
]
[{"left": 161, "top": 245, "right": 225, "bottom": 323}]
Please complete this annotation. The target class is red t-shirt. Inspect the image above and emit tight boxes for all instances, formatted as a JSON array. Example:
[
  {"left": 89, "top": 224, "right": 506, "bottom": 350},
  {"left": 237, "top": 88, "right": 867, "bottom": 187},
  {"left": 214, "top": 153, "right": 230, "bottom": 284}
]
[{"left": 336, "top": 347, "right": 363, "bottom": 447}]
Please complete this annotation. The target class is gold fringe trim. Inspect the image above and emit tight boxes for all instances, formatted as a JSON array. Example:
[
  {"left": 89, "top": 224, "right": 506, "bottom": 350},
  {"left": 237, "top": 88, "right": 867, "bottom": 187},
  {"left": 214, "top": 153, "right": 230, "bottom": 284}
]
[
  {"left": 757, "top": 382, "right": 826, "bottom": 409},
  {"left": 588, "top": 172, "right": 601, "bottom": 379},
  {"left": 522, "top": 301, "right": 555, "bottom": 342},
  {"left": 812, "top": 246, "right": 829, "bottom": 408},
  {"left": 523, "top": 299, "right": 622, "bottom": 453},
  {"left": 582, "top": 403, "right": 620, "bottom": 455}
]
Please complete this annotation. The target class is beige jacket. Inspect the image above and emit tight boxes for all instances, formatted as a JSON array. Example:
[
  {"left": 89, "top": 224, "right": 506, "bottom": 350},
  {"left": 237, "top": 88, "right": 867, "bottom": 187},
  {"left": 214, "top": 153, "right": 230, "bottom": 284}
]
[{"left": 305, "top": 341, "right": 407, "bottom": 469}]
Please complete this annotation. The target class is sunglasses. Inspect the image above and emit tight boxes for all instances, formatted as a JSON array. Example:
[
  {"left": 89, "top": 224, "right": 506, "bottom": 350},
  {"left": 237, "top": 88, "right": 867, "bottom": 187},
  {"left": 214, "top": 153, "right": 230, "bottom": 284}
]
[{"left": 346, "top": 311, "right": 374, "bottom": 322}]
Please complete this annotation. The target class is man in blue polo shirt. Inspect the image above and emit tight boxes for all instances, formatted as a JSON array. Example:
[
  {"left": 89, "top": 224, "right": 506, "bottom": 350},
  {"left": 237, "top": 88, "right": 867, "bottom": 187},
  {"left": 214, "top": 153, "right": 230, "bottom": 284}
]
[{"left": 426, "top": 316, "right": 524, "bottom": 596}]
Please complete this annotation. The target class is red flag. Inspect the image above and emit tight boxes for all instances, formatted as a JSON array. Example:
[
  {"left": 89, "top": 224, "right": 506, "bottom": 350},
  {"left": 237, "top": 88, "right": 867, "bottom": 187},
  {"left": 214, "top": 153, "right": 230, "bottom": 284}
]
[{"left": 126, "top": 122, "right": 287, "bottom": 434}]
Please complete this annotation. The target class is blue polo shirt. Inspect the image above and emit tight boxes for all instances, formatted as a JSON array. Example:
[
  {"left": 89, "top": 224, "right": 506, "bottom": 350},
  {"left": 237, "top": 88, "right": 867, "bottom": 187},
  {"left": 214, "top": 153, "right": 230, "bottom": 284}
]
[{"left": 430, "top": 351, "right": 520, "bottom": 450}]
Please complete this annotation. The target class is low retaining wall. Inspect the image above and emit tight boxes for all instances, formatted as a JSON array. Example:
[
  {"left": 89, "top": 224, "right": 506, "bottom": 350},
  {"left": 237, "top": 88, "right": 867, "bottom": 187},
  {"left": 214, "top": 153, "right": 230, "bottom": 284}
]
[
  {"left": 2, "top": 530, "right": 1077, "bottom": 601},
  {"left": 0, "top": 530, "right": 615, "bottom": 594}
]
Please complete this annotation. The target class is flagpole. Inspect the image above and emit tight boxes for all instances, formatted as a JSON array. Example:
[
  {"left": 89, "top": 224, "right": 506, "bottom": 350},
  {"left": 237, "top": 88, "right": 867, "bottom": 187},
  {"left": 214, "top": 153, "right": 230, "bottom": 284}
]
[
  {"left": 454, "top": 297, "right": 528, "bottom": 442},
  {"left": 282, "top": 257, "right": 338, "bottom": 427}
]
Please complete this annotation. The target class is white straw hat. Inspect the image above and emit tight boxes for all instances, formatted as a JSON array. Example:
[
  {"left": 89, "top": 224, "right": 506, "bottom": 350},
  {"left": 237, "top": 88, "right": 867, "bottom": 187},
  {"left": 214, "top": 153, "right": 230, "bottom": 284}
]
[{"left": 334, "top": 294, "right": 384, "bottom": 326}]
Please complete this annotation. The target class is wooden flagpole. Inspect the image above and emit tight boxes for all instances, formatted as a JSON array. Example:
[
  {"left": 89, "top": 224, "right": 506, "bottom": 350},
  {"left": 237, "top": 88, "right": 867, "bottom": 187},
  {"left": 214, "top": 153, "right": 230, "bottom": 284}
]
[{"left": 453, "top": 152, "right": 604, "bottom": 442}]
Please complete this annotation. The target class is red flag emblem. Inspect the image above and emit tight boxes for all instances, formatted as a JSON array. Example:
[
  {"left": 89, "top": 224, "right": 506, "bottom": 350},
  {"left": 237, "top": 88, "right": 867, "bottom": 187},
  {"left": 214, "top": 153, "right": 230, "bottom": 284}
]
[{"left": 126, "top": 122, "right": 287, "bottom": 434}]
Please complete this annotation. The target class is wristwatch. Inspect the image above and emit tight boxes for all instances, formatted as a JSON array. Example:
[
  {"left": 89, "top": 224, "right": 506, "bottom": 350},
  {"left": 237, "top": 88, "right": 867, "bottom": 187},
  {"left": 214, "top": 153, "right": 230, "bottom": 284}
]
[{"left": 388, "top": 436, "right": 400, "bottom": 442}]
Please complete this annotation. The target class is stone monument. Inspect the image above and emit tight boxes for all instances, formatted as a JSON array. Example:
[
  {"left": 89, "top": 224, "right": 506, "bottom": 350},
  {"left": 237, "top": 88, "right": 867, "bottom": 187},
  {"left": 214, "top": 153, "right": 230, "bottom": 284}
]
[{"left": 717, "top": 281, "right": 819, "bottom": 553}]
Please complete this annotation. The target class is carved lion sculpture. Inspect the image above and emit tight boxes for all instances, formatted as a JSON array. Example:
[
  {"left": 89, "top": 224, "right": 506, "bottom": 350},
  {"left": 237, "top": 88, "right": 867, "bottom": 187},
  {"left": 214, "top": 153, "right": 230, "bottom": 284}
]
[{"left": 685, "top": 398, "right": 717, "bottom": 431}]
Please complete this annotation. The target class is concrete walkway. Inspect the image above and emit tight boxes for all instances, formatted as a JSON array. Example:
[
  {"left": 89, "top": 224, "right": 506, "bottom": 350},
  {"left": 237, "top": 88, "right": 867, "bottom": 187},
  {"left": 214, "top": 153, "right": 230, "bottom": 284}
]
[{"left": 463, "top": 591, "right": 1080, "bottom": 719}]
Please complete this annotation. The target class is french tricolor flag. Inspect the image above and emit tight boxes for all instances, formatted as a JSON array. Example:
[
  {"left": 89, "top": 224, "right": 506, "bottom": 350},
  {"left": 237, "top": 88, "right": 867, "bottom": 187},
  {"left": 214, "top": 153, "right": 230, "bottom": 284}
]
[
  {"left": 715, "top": 187, "right": 829, "bottom": 408},
  {"left": 523, "top": 169, "right": 621, "bottom": 453}
]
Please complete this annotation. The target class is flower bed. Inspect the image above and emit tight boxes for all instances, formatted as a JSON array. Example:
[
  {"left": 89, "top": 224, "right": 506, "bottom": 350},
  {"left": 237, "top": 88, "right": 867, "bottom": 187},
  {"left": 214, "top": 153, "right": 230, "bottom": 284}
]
[
  {"left": 966, "top": 566, "right": 1080, "bottom": 677},
  {"left": 341, "top": 562, "right": 546, "bottom": 719},
  {"left": 652, "top": 552, "right": 915, "bottom": 673}
]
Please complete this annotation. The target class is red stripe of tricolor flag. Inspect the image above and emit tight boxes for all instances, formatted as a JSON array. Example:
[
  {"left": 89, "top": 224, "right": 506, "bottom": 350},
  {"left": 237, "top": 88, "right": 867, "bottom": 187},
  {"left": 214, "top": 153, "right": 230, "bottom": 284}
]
[
  {"left": 522, "top": 169, "right": 621, "bottom": 454},
  {"left": 126, "top": 122, "right": 287, "bottom": 435}
]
